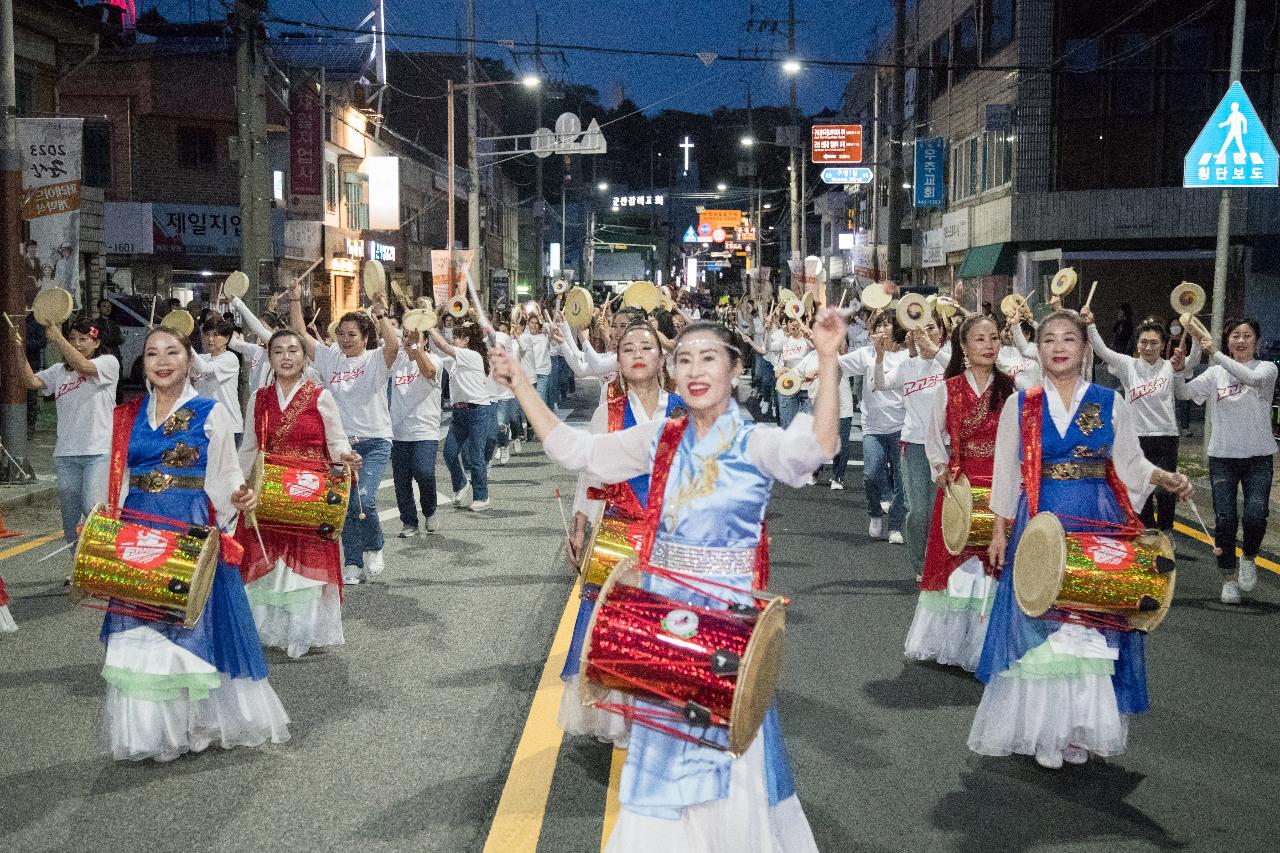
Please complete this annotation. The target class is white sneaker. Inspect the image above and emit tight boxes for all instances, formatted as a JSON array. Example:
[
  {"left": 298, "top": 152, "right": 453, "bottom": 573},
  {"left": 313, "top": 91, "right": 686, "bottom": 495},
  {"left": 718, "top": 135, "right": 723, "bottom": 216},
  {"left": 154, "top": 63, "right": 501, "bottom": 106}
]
[
  {"left": 880, "top": 500, "right": 892, "bottom": 514},
  {"left": 342, "top": 566, "right": 363, "bottom": 586},
  {"left": 454, "top": 481, "right": 473, "bottom": 508},
  {"left": 425, "top": 514, "right": 438, "bottom": 532},
  {"left": 869, "top": 517, "right": 885, "bottom": 539},
  {"left": 1221, "top": 580, "right": 1241, "bottom": 605},
  {"left": 1063, "top": 745, "right": 1089, "bottom": 765},
  {"left": 398, "top": 525, "right": 418, "bottom": 538},
  {"left": 1035, "top": 750, "right": 1064, "bottom": 770},
  {"left": 364, "top": 550, "right": 385, "bottom": 576},
  {"left": 829, "top": 480, "right": 844, "bottom": 491},
  {"left": 1238, "top": 557, "right": 1258, "bottom": 593},
  {"left": 512, "top": 439, "right": 523, "bottom": 455},
  {"left": 888, "top": 530, "right": 904, "bottom": 545},
  {"left": 470, "top": 498, "right": 491, "bottom": 511},
  {"left": 498, "top": 447, "right": 510, "bottom": 465}
]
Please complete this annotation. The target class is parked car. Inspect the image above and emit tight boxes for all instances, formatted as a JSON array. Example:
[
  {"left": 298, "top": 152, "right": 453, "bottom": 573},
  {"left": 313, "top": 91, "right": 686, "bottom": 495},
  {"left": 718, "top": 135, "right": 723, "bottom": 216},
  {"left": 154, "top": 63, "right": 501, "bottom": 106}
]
[{"left": 103, "top": 293, "right": 152, "bottom": 393}]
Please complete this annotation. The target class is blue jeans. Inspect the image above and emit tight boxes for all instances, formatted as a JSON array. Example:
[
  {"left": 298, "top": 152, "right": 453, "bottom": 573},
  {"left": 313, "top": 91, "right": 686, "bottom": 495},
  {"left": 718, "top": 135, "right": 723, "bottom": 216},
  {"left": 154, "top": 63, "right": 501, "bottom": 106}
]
[
  {"left": 776, "top": 390, "right": 809, "bottom": 429},
  {"left": 444, "top": 404, "right": 490, "bottom": 501},
  {"left": 535, "top": 373, "right": 555, "bottom": 411},
  {"left": 391, "top": 439, "right": 438, "bottom": 528},
  {"left": 1209, "top": 454, "right": 1273, "bottom": 576},
  {"left": 863, "top": 431, "right": 905, "bottom": 531},
  {"left": 495, "top": 398, "right": 521, "bottom": 447},
  {"left": 53, "top": 453, "right": 108, "bottom": 544},
  {"left": 344, "top": 438, "right": 390, "bottom": 568},
  {"left": 900, "top": 442, "right": 936, "bottom": 571},
  {"left": 551, "top": 354, "right": 570, "bottom": 406},
  {"left": 832, "top": 416, "right": 853, "bottom": 482}
]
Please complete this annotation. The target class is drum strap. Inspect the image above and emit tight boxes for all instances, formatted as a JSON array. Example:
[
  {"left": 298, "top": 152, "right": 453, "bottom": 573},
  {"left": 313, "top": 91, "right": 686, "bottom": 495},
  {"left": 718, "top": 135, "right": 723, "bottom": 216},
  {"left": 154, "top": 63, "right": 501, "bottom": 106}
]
[
  {"left": 107, "top": 395, "right": 145, "bottom": 508},
  {"left": 1019, "top": 387, "right": 1045, "bottom": 515}
]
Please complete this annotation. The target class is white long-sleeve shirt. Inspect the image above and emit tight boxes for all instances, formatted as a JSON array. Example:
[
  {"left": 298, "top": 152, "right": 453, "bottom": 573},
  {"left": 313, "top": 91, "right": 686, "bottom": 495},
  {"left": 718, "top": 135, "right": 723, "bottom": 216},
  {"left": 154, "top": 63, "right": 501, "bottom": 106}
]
[
  {"left": 238, "top": 380, "right": 352, "bottom": 472},
  {"left": 839, "top": 346, "right": 908, "bottom": 435},
  {"left": 1176, "top": 353, "right": 1278, "bottom": 458},
  {"left": 988, "top": 379, "right": 1156, "bottom": 520},
  {"left": 1086, "top": 323, "right": 1201, "bottom": 437},
  {"left": 189, "top": 349, "right": 243, "bottom": 433},
  {"left": 519, "top": 330, "right": 552, "bottom": 376},
  {"left": 877, "top": 347, "right": 949, "bottom": 444},
  {"left": 557, "top": 321, "right": 618, "bottom": 379},
  {"left": 571, "top": 389, "right": 671, "bottom": 517}
]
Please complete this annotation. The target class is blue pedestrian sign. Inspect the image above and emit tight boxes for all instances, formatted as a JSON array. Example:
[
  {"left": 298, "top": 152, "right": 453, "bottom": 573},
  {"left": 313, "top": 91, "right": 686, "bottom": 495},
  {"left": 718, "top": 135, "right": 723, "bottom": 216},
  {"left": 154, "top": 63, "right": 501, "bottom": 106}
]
[
  {"left": 682, "top": 226, "right": 698, "bottom": 243},
  {"left": 821, "top": 167, "right": 873, "bottom": 185},
  {"left": 1184, "top": 81, "right": 1278, "bottom": 188}
]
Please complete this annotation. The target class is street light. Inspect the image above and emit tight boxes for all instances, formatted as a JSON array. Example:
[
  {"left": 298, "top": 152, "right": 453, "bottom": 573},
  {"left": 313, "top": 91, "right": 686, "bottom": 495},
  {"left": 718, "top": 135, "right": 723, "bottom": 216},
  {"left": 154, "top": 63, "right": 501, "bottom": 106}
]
[
  {"left": 782, "top": 58, "right": 802, "bottom": 75},
  {"left": 717, "top": 182, "right": 728, "bottom": 192},
  {"left": 740, "top": 135, "right": 755, "bottom": 147},
  {"left": 521, "top": 73, "right": 541, "bottom": 89},
  {"left": 597, "top": 182, "right": 609, "bottom": 192}
]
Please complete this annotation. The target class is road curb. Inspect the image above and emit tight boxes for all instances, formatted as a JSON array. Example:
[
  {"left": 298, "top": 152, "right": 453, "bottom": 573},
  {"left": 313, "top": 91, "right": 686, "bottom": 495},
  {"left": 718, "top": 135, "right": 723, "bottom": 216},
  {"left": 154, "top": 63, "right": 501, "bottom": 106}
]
[{"left": 0, "top": 481, "right": 59, "bottom": 512}]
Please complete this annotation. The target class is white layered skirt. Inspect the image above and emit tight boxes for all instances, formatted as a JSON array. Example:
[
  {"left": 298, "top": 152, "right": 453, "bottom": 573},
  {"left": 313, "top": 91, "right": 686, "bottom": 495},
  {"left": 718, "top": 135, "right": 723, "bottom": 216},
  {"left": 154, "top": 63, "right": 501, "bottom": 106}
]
[
  {"left": 558, "top": 675, "right": 630, "bottom": 748},
  {"left": 245, "top": 560, "right": 344, "bottom": 658},
  {"left": 0, "top": 605, "right": 15, "bottom": 633},
  {"left": 101, "top": 625, "right": 290, "bottom": 762},
  {"left": 904, "top": 557, "right": 994, "bottom": 672}
]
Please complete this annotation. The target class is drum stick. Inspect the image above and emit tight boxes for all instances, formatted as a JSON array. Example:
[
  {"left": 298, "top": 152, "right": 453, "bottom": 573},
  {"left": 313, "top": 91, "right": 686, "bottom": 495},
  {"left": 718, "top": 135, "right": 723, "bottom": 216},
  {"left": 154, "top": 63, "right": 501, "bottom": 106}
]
[
  {"left": 1083, "top": 281, "right": 1099, "bottom": 310},
  {"left": 3, "top": 312, "right": 20, "bottom": 345},
  {"left": 148, "top": 295, "right": 157, "bottom": 328},
  {"left": 553, "top": 488, "right": 572, "bottom": 540},
  {"left": 351, "top": 468, "right": 367, "bottom": 520},
  {"left": 37, "top": 540, "right": 76, "bottom": 563},
  {"left": 1185, "top": 499, "right": 1221, "bottom": 556}
]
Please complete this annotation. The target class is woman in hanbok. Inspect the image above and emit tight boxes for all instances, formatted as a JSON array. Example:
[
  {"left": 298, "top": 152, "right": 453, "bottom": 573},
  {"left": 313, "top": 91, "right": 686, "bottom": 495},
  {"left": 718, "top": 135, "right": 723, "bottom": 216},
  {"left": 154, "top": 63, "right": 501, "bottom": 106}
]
[
  {"left": 971, "top": 311, "right": 1191, "bottom": 769},
  {"left": 100, "top": 326, "right": 289, "bottom": 761},
  {"left": 0, "top": 576, "right": 15, "bottom": 632},
  {"left": 905, "top": 314, "right": 1010, "bottom": 670},
  {"left": 237, "top": 329, "right": 361, "bottom": 657},
  {"left": 492, "top": 311, "right": 848, "bottom": 852},
  {"left": 560, "top": 319, "right": 684, "bottom": 746}
]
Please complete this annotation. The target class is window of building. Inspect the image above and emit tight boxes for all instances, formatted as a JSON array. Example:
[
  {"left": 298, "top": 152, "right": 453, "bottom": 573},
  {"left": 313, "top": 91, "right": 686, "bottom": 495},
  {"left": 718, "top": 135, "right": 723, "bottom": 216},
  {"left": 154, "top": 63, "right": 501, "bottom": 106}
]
[
  {"left": 343, "top": 173, "right": 368, "bottom": 231},
  {"left": 176, "top": 126, "right": 216, "bottom": 170},
  {"left": 951, "top": 136, "right": 980, "bottom": 202},
  {"left": 982, "top": 0, "right": 1016, "bottom": 57},
  {"left": 952, "top": 7, "right": 978, "bottom": 85},
  {"left": 15, "top": 69, "right": 33, "bottom": 117},
  {"left": 931, "top": 33, "right": 950, "bottom": 99},
  {"left": 982, "top": 129, "right": 1013, "bottom": 190},
  {"left": 83, "top": 123, "right": 112, "bottom": 189},
  {"left": 325, "top": 161, "right": 338, "bottom": 212}
]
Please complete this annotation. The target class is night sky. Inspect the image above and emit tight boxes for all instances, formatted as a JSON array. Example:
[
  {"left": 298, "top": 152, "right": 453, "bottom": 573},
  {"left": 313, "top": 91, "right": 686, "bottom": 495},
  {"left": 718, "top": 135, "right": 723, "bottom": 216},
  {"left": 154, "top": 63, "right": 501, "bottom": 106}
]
[{"left": 151, "top": 0, "right": 889, "bottom": 115}]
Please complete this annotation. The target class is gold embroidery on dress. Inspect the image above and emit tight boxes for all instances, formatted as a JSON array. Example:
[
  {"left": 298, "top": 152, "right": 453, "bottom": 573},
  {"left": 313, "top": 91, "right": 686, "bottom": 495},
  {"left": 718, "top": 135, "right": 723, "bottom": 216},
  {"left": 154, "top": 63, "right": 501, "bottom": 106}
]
[
  {"left": 662, "top": 425, "right": 738, "bottom": 531},
  {"left": 1074, "top": 402, "right": 1103, "bottom": 435},
  {"left": 161, "top": 442, "right": 200, "bottom": 468},
  {"left": 162, "top": 407, "right": 195, "bottom": 436}
]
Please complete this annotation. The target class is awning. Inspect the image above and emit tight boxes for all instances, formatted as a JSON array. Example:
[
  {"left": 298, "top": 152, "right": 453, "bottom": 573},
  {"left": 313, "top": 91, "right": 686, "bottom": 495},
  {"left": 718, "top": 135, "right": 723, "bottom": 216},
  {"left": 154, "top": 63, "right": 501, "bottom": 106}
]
[{"left": 958, "top": 242, "right": 1016, "bottom": 278}]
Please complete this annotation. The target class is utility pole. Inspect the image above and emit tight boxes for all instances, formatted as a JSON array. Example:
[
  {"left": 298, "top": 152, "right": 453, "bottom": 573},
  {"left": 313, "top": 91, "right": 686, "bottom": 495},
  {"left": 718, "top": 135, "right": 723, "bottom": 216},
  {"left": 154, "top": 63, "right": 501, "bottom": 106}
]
[
  {"left": 466, "top": 0, "right": 482, "bottom": 305},
  {"left": 885, "top": 0, "right": 906, "bottom": 282},
  {"left": 0, "top": 0, "right": 28, "bottom": 478},
  {"left": 746, "top": 82, "right": 761, "bottom": 275},
  {"left": 787, "top": 0, "right": 799, "bottom": 275},
  {"left": 533, "top": 15, "right": 545, "bottom": 292},
  {"left": 234, "top": 0, "right": 272, "bottom": 311},
  {"left": 1211, "top": 0, "right": 1247, "bottom": 345}
]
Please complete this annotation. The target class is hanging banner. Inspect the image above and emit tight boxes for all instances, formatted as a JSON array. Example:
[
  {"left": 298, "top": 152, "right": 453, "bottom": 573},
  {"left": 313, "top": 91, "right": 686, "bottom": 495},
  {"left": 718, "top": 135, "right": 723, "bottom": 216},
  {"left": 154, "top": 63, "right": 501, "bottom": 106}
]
[
  {"left": 289, "top": 78, "right": 324, "bottom": 218},
  {"left": 914, "top": 137, "right": 945, "bottom": 208},
  {"left": 430, "top": 249, "right": 473, "bottom": 303},
  {"left": 18, "top": 117, "right": 83, "bottom": 309}
]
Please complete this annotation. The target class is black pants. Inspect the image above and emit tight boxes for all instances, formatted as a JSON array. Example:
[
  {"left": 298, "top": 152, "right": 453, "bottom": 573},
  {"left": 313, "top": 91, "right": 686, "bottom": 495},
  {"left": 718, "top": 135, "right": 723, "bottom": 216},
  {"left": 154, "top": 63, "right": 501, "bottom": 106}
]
[
  {"left": 1209, "top": 454, "right": 1274, "bottom": 575},
  {"left": 1137, "top": 435, "right": 1179, "bottom": 531}
]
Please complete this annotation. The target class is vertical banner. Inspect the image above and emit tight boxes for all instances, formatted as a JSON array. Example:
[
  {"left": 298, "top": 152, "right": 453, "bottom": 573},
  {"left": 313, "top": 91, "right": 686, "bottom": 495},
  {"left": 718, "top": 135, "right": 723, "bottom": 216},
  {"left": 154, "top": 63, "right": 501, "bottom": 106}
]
[
  {"left": 18, "top": 118, "right": 83, "bottom": 309},
  {"left": 288, "top": 77, "right": 324, "bottom": 219},
  {"left": 430, "top": 249, "right": 472, "bottom": 304},
  {"left": 914, "top": 136, "right": 945, "bottom": 208},
  {"left": 364, "top": 156, "right": 400, "bottom": 231}
]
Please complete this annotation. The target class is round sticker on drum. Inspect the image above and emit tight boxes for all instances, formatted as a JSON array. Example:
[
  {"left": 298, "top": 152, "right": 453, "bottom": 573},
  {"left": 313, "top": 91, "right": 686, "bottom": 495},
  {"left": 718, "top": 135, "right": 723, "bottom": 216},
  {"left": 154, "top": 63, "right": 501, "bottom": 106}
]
[
  {"left": 1085, "top": 536, "right": 1134, "bottom": 569},
  {"left": 115, "top": 524, "right": 177, "bottom": 571},
  {"left": 661, "top": 608, "right": 700, "bottom": 639},
  {"left": 282, "top": 468, "right": 324, "bottom": 501}
]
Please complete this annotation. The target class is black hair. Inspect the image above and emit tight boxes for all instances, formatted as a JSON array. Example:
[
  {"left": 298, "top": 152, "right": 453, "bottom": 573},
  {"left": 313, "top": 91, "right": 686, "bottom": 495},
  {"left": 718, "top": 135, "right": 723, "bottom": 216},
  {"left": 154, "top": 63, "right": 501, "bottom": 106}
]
[
  {"left": 267, "top": 328, "right": 306, "bottom": 352},
  {"left": 652, "top": 308, "right": 677, "bottom": 339},
  {"left": 63, "top": 317, "right": 103, "bottom": 365},
  {"left": 671, "top": 321, "right": 742, "bottom": 366},
  {"left": 1135, "top": 319, "right": 1168, "bottom": 344},
  {"left": 453, "top": 319, "right": 490, "bottom": 373},
  {"left": 614, "top": 318, "right": 668, "bottom": 389},
  {"left": 337, "top": 311, "right": 378, "bottom": 349},
  {"left": 1221, "top": 317, "right": 1262, "bottom": 354},
  {"left": 945, "top": 314, "right": 1015, "bottom": 408},
  {"left": 201, "top": 318, "right": 235, "bottom": 338}
]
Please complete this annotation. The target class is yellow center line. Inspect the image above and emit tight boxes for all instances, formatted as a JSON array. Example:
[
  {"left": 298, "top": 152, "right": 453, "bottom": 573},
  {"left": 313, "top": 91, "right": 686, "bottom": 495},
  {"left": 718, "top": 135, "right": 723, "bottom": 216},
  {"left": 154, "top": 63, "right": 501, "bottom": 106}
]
[
  {"left": 601, "top": 747, "right": 624, "bottom": 851},
  {"left": 1173, "top": 521, "right": 1280, "bottom": 574},
  {"left": 482, "top": 581, "right": 580, "bottom": 853},
  {"left": 0, "top": 533, "right": 61, "bottom": 562}
]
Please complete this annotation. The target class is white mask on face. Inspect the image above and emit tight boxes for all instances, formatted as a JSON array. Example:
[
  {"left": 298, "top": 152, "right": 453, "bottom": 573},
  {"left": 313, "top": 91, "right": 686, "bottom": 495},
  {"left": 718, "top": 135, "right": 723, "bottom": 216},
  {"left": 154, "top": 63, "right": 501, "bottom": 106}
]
[{"left": 1169, "top": 325, "right": 1182, "bottom": 335}]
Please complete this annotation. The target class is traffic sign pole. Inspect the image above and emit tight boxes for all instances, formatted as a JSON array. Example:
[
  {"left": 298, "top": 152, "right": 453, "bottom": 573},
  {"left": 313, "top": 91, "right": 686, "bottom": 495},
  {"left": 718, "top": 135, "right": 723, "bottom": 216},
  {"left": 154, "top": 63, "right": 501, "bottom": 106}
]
[{"left": 1212, "top": 0, "right": 1247, "bottom": 351}]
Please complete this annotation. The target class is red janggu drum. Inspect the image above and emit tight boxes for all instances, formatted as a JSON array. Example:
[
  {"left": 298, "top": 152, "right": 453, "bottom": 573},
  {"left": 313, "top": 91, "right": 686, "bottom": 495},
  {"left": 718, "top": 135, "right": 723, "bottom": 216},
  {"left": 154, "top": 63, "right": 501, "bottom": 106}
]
[{"left": 579, "top": 561, "right": 786, "bottom": 756}]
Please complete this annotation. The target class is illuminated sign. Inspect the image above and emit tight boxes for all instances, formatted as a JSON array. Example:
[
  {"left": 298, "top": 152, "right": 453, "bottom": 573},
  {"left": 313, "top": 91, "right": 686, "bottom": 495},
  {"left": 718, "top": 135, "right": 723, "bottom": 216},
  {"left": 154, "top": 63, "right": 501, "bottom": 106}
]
[
  {"left": 612, "top": 194, "right": 664, "bottom": 207},
  {"left": 369, "top": 240, "right": 396, "bottom": 262}
]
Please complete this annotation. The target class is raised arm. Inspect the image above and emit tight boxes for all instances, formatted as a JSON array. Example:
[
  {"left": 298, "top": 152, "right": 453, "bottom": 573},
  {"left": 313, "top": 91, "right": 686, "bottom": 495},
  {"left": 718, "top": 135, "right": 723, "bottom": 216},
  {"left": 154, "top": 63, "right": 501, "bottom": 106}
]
[
  {"left": 1083, "top": 307, "right": 1131, "bottom": 371},
  {"left": 404, "top": 331, "right": 438, "bottom": 381},
  {"left": 1209, "top": 350, "right": 1278, "bottom": 388},
  {"left": 231, "top": 296, "right": 272, "bottom": 342},
  {"left": 286, "top": 281, "right": 318, "bottom": 360},
  {"left": 427, "top": 326, "right": 458, "bottom": 359}
]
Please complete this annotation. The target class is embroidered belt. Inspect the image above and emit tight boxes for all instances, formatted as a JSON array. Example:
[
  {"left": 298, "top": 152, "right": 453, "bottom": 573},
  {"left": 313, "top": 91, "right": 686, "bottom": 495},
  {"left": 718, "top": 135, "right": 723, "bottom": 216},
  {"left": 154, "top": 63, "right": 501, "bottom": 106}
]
[
  {"left": 650, "top": 540, "right": 756, "bottom": 575},
  {"left": 1042, "top": 461, "right": 1107, "bottom": 481},
  {"left": 130, "top": 472, "right": 206, "bottom": 493}
]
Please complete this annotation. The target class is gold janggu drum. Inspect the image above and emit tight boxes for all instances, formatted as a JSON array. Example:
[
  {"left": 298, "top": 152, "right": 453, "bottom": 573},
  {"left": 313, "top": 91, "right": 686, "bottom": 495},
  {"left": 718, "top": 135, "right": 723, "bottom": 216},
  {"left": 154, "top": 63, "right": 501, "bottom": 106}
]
[
  {"left": 579, "top": 514, "right": 645, "bottom": 598},
  {"left": 248, "top": 454, "right": 352, "bottom": 541},
  {"left": 941, "top": 474, "right": 995, "bottom": 556}
]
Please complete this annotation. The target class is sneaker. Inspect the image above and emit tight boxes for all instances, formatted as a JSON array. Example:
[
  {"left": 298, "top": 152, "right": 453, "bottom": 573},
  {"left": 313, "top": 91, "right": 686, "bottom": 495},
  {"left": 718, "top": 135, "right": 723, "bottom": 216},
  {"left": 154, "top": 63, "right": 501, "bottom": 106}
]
[
  {"left": 888, "top": 530, "right": 904, "bottom": 545},
  {"left": 512, "top": 439, "right": 523, "bottom": 455},
  {"left": 880, "top": 500, "right": 892, "bottom": 514},
  {"left": 398, "top": 525, "right": 418, "bottom": 538},
  {"left": 1063, "top": 745, "right": 1089, "bottom": 765},
  {"left": 1221, "top": 580, "right": 1241, "bottom": 605},
  {"left": 454, "top": 481, "right": 473, "bottom": 508},
  {"left": 1035, "top": 750, "right": 1064, "bottom": 770},
  {"left": 470, "top": 498, "right": 491, "bottom": 512},
  {"left": 498, "top": 447, "right": 510, "bottom": 465},
  {"left": 342, "top": 566, "right": 364, "bottom": 586},
  {"left": 425, "top": 514, "right": 438, "bottom": 532},
  {"left": 364, "top": 550, "right": 385, "bottom": 576},
  {"left": 869, "top": 517, "right": 885, "bottom": 539},
  {"left": 829, "top": 480, "right": 845, "bottom": 491},
  {"left": 1238, "top": 557, "right": 1258, "bottom": 593}
]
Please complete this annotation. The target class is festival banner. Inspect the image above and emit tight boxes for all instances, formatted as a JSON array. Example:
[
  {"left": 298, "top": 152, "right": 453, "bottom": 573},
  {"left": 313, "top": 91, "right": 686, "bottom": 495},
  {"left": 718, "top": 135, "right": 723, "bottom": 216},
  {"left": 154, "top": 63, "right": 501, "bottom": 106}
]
[{"left": 18, "top": 118, "right": 83, "bottom": 309}]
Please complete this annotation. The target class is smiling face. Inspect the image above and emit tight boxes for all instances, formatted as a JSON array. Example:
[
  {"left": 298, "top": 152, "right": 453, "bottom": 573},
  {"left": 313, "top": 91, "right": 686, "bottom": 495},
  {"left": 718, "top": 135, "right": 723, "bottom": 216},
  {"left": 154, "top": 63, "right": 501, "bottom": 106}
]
[
  {"left": 526, "top": 315, "right": 543, "bottom": 334},
  {"left": 1038, "top": 316, "right": 1086, "bottom": 380},
  {"left": 962, "top": 318, "right": 1000, "bottom": 369},
  {"left": 1136, "top": 329, "right": 1164, "bottom": 364},
  {"left": 1226, "top": 322, "right": 1259, "bottom": 361},
  {"left": 67, "top": 328, "right": 101, "bottom": 359},
  {"left": 144, "top": 330, "right": 190, "bottom": 393},
  {"left": 784, "top": 317, "right": 801, "bottom": 336},
  {"left": 672, "top": 334, "right": 739, "bottom": 414},
  {"left": 337, "top": 320, "right": 366, "bottom": 356},
  {"left": 269, "top": 333, "right": 305, "bottom": 381},
  {"left": 617, "top": 326, "right": 662, "bottom": 385}
]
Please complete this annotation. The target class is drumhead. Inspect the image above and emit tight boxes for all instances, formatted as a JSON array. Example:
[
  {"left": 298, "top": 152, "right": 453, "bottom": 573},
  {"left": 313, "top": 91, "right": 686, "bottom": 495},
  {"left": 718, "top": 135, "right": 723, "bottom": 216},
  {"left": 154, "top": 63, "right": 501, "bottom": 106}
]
[
  {"left": 32, "top": 287, "right": 73, "bottom": 326},
  {"left": 182, "top": 528, "right": 220, "bottom": 628},
  {"left": 1013, "top": 511, "right": 1067, "bottom": 618},
  {"left": 579, "top": 557, "right": 641, "bottom": 709},
  {"left": 68, "top": 502, "right": 108, "bottom": 604},
  {"left": 564, "top": 287, "right": 594, "bottom": 330},
  {"left": 1128, "top": 532, "right": 1176, "bottom": 633},
  {"left": 729, "top": 596, "right": 786, "bottom": 756},
  {"left": 940, "top": 474, "right": 973, "bottom": 556}
]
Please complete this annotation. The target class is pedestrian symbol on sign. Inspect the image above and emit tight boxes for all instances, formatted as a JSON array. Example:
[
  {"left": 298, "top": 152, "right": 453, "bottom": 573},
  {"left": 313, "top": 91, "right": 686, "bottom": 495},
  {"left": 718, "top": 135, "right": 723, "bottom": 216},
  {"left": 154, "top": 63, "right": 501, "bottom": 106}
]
[{"left": 1183, "top": 81, "right": 1278, "bottom": 188}]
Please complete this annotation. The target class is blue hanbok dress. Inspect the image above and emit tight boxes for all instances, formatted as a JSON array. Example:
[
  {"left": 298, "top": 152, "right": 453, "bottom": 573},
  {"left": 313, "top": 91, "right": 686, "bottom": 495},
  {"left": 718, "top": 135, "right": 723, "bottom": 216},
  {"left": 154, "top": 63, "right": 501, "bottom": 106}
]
[
  {"left": 100, "top": 389, "right": 289, "bottom": 761},
  {"left": 546, "top": 401, "right": 822, "bottom": 853},
  {"left": 559, "top": 388, "right": 683, "bottom": 746},
  {"left": 969, "top": 382, "right": 1156, "bottom": 765}
]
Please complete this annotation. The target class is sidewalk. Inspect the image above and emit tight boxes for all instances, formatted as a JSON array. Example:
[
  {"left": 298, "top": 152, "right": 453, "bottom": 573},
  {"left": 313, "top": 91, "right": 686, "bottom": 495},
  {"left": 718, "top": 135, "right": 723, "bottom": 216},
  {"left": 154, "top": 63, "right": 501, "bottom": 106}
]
[{"left": 0, "top": 422, "right": 57, "bottom": 512}]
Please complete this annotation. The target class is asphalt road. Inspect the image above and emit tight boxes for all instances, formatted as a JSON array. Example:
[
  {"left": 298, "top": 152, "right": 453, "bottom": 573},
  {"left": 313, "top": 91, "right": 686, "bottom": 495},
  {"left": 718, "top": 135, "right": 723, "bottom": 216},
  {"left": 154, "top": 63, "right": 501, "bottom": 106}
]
[{"left": 1, "top": 380, "right": 1277, "bottom": 852}]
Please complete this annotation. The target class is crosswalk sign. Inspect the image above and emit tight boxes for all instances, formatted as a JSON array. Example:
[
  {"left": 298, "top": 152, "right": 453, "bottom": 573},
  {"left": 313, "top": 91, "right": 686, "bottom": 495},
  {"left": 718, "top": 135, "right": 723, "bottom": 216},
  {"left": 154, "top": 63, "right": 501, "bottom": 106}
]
[
  {"left": 1184, "top": 81, "right": 1278, "bottom": 188},
  {"left": 682, "top": 226, "right": 697, "bottom": 243}
]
